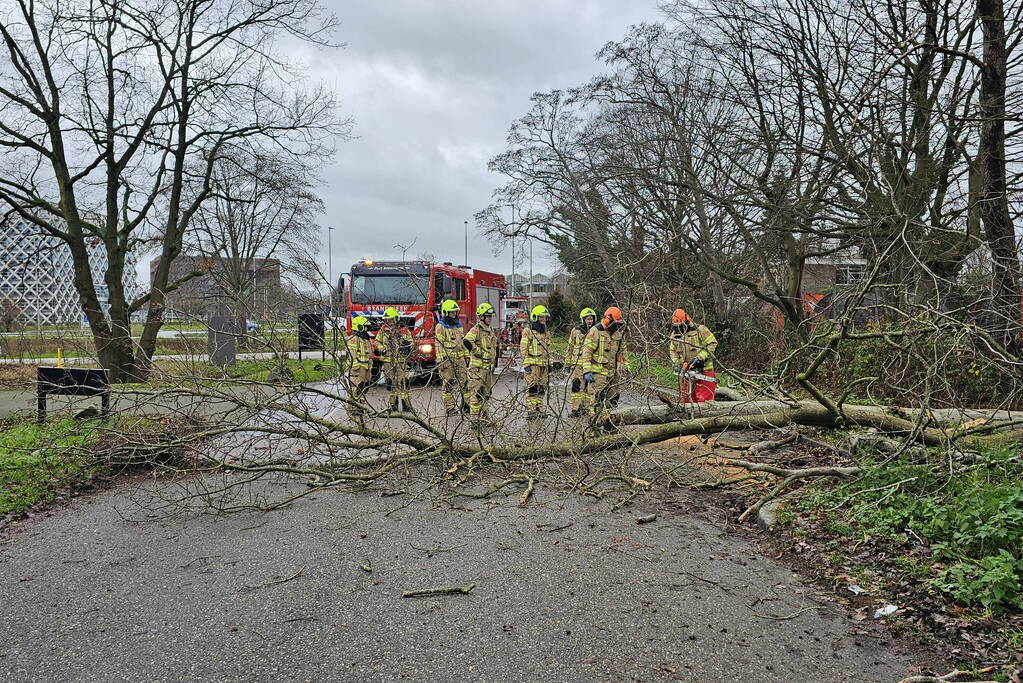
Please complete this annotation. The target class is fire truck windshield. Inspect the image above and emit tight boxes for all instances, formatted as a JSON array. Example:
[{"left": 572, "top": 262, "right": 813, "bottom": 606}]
[{"left": 351, "top": 274, "right": 430, "bottom": 305}]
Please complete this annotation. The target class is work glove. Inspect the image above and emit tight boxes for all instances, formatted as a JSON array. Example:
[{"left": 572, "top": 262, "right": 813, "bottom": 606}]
[
  {"left": 689, "top": 358, "right": 704, "bottom": 371},
  {"left": 583, "top": 372, "right": 594, "bottom": 383},
  {"left": 673, "top": 364, "right": 682, "bottom": 376},
  {"left": 525, "top": 365, "right": 533, "bottom": 375}
]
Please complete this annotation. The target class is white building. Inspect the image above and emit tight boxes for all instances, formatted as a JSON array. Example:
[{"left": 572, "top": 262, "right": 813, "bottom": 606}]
[{"left": 0, "top": 218, "right": 141, "bottom": 326}]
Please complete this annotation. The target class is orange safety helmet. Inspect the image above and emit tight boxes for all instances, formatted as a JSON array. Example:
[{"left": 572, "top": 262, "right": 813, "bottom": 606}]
[
  {"left": 672, "top": 308, "right": 692, "bottom": 324},
  {"left": 602, "top": 306, "right": 624, "bottom": 327}
]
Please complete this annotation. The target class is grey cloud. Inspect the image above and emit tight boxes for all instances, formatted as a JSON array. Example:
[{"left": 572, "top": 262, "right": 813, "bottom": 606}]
[{"left": 311, "top": 0, "right": 664, "bottom": 279}]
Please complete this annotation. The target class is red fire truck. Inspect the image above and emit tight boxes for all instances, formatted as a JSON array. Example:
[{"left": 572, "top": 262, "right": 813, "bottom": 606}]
[{"left": 340, "top": 260, "right": 507, "bottom": 371}]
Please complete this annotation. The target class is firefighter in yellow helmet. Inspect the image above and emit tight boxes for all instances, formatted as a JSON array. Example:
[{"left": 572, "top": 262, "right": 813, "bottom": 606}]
[
  {"left": 345, "top": 315, "right": 374, "bottom": 417},
  {"left": 435, "top": 299, "right": 470, "bottom": 416},
  {"left": 521, "top": 304, "right": 552, "bottom": 419},
  {"left": 377, "top": 307, "right": 414, "bottom": 413},
  {"left": 580, "top": 306, "right": 629, "bottom": 429},
  {"left": 565, "top": 307, "right": 597, "bottom": 416},
  {"left": 463, "top": 302, "right": 499, "bottom": 422}
]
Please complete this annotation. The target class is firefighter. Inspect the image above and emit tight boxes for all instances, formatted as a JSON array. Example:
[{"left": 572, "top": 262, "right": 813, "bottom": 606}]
[
  {"left": 435, "top": 299, "right": 470, "bottom": 416},
  {"left": 377, "top": 306, "right": 414, "bottom": 413},
  {"left": 463, "top": 302, "right": 499, "bottom": 422},
  {"left": 345, "top": 315, "right": 374, "bottom": 417},
  {"left": 670, "top": 308, "right": 718, "bottom": 403},
  {"left": 565, "top": 307, "right": 597, "bottom": 417},
  {"left": 521, "top": 304, "right": 552, "bottom": 419},
  {"left": 581, "top": 306, "right": 628, "bottom": 429}
]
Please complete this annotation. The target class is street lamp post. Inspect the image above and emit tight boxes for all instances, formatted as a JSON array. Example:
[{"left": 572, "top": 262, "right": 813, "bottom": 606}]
[
  {"left": 327, "top": 225, "right": 335, "bottom": 351},
  {"left": 327, "top": 225, "right": 334, "bottom": 318},
  {"left": 463, "top": 220, "right": 468, "bottom": 266}
]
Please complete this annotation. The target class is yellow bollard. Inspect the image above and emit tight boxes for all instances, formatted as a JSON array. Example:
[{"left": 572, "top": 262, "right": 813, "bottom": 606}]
[{"left": 56, "top": 347, "right": 63, "bottom": 368}]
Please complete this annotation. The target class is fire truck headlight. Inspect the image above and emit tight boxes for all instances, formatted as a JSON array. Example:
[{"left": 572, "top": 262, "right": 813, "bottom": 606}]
[{"left": 418, "top": 343, "right": 433, "bottom": 354}]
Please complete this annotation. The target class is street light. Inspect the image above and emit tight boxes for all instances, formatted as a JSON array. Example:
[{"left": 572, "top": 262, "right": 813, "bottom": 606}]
[
  {"left": 463, "top": 220, "right": 468, "bottom": 266},
  {"left": 327, "top": 225, "right": 334, "bottom": 320}
]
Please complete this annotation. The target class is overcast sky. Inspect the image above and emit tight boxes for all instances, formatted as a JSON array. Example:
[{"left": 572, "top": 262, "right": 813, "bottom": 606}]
[{"left": 308, "top": 0, "right": 664, "bottom": 281}]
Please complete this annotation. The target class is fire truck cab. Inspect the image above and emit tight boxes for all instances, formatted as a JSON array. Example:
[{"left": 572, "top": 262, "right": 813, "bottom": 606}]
[{"left": 342, "top": 259, "right": 508, "bottom": 372}]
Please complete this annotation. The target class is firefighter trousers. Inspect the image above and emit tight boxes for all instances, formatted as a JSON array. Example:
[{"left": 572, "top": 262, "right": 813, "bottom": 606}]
[
  {"left": 438, "top": 358, "right": 469, "bottom": 411},
  {"left": 568, "top": 365, "right": 591, "bottom": 414},
  {"left": 587, "top": 371, "right": 621, "bottom": 419},
  {"left": 347, "top": 365, "right": 373, "bottom": 416},
  {"left": 467, "top": 365, "right": 495, "bottom": 419},
  {"left": 382, "top": 359, "right": 411, "bottom": 409},
  {"left": 524, "top": 365, "right": 549, "bottom": 416}
]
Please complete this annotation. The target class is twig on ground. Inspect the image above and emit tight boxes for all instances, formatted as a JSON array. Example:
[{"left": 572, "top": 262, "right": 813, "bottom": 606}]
[
  {"left": 751, "top": 605, "right": 825, "bottom": 620},
  {"left": 240, "top": 566, "right": 305, "bottom": 592},
  {"left": 402, "top": 584, "right": 475, "bottom": 598}
]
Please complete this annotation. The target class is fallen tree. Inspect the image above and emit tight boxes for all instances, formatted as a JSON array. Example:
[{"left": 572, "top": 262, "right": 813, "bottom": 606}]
[{"left": 112, "top": 369, "right": 1023, "bottom": 519}]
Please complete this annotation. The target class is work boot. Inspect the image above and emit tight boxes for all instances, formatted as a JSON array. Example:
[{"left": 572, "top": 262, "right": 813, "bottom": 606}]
[{"left": 401, "top": 399, "right": 416, "bottom": 415}]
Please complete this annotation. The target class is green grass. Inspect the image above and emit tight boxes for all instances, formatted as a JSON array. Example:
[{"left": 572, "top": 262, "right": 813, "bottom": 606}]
[
  {"left": 0, "top": 417, "right": 102, "bottom": 516},
  {"left": 207, "top": 358, "right": 341, "bottom": 383},
  {"left": 799, "top": 444, "right": 1023, "bottom": 613},
  {"left": 141, "top": 357, "right": 342, "bottom": 386}
]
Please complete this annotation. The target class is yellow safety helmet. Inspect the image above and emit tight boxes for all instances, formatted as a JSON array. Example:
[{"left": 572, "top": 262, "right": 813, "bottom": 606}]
[
  {"left": 530, "top": 305, "right": 549, "bottom": 321},
  {"left": 579, "top": 307, "right": 597, "bottom": 321},
  {"left": 383, "top": 306, "right": 400, "bottom": 320},
  {"left": 351, "top": 315, "right": 369, "bottom": 332},
  {"left": 476, "top": 302, "right": 495, "bottom": 316},
  {"left": 441, "top": 299, "right": 460, "bottom": 314}
]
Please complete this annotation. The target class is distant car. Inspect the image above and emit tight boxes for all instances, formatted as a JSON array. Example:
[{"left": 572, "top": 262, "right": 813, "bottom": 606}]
[{"left": 246, "top": 320, "right": 260, "bottom": 331}]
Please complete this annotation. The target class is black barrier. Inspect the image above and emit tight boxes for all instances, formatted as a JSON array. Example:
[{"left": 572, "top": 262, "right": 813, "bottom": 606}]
[
  {"left": 298, "top": 313, "right": 325, "bottom": 361},
  {"left": 36, "top": 367, "right": 111, "bottom": 424}
]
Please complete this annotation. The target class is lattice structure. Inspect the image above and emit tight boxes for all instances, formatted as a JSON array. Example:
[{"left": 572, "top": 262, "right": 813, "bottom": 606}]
[{"left": 0, "top": 218, "right": 141, "bottom": 326}]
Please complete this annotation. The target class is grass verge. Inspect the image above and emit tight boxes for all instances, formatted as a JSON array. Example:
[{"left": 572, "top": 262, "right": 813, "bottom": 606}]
[
  {"left": 776, "top": 440, "right": 1023, "bottom": 669},
  {"left": 0, "top": 415, "right": 187, "bottom": 522},
  {"left": 0, "top": 417, "right": 103, "bottom": 517}
]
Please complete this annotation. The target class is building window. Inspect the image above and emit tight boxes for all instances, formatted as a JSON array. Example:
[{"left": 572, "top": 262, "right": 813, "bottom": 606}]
[{"left": 835, "top": 264, "right": 865, "bottom": 286}]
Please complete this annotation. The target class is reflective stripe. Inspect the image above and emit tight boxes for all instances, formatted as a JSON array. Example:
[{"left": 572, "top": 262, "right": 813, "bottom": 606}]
[{"left": 520, "top": 327, "right": 551, "bottom": 367}]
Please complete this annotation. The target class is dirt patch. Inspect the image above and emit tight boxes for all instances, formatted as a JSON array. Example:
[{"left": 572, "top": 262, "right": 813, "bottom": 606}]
[{"left": 0, "top": 363, "right": 38, "bottom": 389}]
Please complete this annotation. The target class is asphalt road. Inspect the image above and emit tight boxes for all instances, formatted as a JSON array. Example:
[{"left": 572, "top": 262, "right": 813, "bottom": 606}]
[{"left": 0, "top": 474, "right": 925, "bottom": 682}]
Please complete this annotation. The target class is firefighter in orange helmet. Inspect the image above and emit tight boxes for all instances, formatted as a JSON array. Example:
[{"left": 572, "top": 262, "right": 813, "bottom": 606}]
[
  {"left": 670, "top": 308, "right": 718, "bottom": 403},
  {"left": 580, "top": 306, "right": 629, "bottom": 429}
]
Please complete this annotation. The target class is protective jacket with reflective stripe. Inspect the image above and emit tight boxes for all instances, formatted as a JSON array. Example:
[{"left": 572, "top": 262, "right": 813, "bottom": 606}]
[
  {"left": 346, "top": 333, "right": 373, "bottom": 371},
  {"left": 464, "top": 322, "right": 498, "bottom": 369},
  {"left": 581, "top": 324, "right": 628, "bottom": 376},
  {"left": 436, "top": 318, "right": 467, "bottom": 361},
  {"left": 376, "top": 325, "right": 412, "bottom": 363},
  {"left": 669, "top": 324, "right": 717, "bottom": 370},
  {"left": 520, "top": 324, "right": 551, "bottom": 367}
]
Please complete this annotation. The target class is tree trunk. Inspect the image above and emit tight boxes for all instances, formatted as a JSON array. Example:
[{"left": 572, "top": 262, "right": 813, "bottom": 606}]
[{"left": 977, "top": 0, "right": 1019, "bottom": 349}]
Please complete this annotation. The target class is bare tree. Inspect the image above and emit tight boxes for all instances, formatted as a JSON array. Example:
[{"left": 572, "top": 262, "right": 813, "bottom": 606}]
[
  {"left": 0, "top": 0, "right": 345, "bottom": 381},
  {"left": 185, "top": 150, "right": 323, "bottom": 337},
  {"left": 0, "top": 295, "right": 22, "bottom": 332}
]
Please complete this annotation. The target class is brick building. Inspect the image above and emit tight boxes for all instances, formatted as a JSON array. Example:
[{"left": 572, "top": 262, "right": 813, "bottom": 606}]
[{"left": 149, "top": 255, "right": 282, "bottom": 320}]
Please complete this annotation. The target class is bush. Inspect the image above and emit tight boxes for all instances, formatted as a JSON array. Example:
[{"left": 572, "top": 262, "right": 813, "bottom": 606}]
[
  {"left": 801, "top": 445, "right": 1023, "bottom": 613},
  {"left": 799, "top": 322, "right": 1005, "bottom": 408}
]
